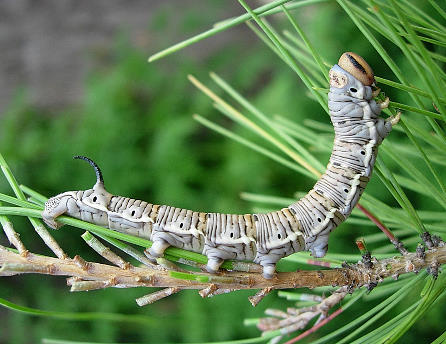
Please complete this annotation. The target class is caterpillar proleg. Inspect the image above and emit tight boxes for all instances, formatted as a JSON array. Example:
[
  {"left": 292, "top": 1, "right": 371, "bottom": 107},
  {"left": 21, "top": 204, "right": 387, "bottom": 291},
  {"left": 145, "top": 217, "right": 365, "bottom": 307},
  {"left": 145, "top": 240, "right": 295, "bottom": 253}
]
[{"left": 42, "top": 52, "right": 400, "bottom": 279}]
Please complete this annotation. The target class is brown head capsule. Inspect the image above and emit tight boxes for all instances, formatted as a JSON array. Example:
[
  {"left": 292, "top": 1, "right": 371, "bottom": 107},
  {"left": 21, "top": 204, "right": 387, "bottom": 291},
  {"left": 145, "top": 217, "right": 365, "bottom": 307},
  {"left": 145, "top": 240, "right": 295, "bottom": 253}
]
[{"left": 338, "top": 52, "right": 375, "bottom": 86}]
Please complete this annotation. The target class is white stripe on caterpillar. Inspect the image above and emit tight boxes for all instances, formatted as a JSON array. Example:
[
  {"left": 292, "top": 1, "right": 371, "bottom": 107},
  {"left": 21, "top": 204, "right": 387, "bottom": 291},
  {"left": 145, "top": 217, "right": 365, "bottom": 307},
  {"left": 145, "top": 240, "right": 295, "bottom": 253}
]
[{"left": 42, "top": 52, "right": 400, "bottom": 279}]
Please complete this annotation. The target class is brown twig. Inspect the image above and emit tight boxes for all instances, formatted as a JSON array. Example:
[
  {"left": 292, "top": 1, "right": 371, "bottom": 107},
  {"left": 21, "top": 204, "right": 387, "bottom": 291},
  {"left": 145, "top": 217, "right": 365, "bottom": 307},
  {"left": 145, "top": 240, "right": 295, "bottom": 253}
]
[
  {"left": 1, "top": 241, "right": 444, "bottom": 293},
  {"left": 136, "top": 287, "right": 182, "bottom": 306},
  {"left": 356, "top": 204, "right": 394, "bottom": 241},
  {"left": 356, "top": 204, "right": 409, "bottom": 255},
  {"left": 258, "top": 287, "right": 348, "bottom": 342},
  {"left": 249, "top": 287, "right": 273, "bottom": 306},
  {"left": 283, "top": 307, "right": 344, "bottom": 344},
  {"left": 69, "top": 279, "right": 112, "bottom": 292},
  {"left": 199, "top": 284, "right": 218, "bottom": 298},
  {"left": 33, "top": 221, "right": 68, "bottom": 259},
  {"left": 1, "top": 219, "right": 28, "bottom": 255},
  {"left": 81, "top": 231, "right": 131, "bottom": 270}
]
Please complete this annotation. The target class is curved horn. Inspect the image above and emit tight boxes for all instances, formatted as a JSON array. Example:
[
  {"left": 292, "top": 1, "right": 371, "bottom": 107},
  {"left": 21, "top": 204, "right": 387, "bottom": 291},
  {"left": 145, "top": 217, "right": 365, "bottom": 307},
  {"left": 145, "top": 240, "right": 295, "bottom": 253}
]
[{"left": 73, "top": 155, "right": 104, "bottom": 185}]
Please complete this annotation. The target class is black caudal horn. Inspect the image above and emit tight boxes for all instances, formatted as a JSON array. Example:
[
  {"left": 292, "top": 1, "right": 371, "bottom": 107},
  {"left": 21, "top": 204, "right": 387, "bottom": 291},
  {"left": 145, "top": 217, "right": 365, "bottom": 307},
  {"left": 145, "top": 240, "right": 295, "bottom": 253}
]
[{"left": 73, "top": 155, "right": 104, "bottom": 185}]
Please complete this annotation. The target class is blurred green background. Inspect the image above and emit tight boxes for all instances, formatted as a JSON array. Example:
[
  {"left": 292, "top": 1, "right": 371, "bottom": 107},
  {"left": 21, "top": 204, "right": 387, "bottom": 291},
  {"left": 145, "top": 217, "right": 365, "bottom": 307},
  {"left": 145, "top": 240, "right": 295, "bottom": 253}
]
[{"left": 0, "top": 1, "right": 444, "bottom": 343}]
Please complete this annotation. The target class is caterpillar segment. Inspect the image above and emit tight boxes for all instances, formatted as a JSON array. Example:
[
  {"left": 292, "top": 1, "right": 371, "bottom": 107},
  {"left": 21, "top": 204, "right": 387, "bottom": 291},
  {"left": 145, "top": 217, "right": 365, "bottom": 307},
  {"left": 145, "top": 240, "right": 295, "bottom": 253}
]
[
  {"left": 148, "top": 206, "right": 204, "bottom": 255},
  {"left": 253, "top": 210, "right": 305, "bottom": 279},
  {"left": 42, "top": 52, "right": 400, "bottom": 279},
  {"left": 288, "top": 190, "right": 344, "bottom": 259},
  {"left": 106, "top": 198, "right": 153, "bottom": 239},
  {"left": 329, "top": 140, "right": 377, "bottom": 177},
  {"left": 203, "top": 213, "right": 257, "bottom": 273}
]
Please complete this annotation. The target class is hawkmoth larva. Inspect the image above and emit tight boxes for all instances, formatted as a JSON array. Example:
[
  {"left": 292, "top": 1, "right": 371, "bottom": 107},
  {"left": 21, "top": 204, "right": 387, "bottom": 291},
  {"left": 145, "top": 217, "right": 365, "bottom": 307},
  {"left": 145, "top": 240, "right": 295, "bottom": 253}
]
[{"left": 42, "top": 52, "right": 400, "bottom": 279}]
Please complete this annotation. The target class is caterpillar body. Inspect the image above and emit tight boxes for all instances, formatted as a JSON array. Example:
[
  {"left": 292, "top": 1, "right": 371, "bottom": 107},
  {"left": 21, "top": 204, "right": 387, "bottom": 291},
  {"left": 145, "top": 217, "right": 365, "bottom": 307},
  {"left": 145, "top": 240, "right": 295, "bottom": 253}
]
[{"left": 42, "top": 52, "right": 399, "bottom": 279}]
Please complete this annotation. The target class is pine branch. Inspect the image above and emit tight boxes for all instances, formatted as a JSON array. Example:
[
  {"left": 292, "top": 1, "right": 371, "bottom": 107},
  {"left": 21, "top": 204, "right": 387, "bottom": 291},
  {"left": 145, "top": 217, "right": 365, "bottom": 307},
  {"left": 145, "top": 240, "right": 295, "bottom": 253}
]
[{"left": 1, "top": 240, "right": 444, "bottom": 306}]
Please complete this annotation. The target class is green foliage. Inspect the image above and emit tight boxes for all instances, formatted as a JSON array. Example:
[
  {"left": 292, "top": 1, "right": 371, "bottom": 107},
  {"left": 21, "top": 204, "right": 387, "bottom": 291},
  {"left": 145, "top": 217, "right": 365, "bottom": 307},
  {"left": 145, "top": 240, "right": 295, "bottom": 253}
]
[{"left": 1, "top": 0, "right": 445, "bottom": 343}]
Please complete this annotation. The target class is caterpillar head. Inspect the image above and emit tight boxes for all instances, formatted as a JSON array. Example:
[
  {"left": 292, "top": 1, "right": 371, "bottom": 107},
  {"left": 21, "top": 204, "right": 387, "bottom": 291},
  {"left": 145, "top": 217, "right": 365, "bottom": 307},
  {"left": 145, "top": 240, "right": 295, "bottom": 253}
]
[
  {"left": 338, "top": 52, "right": 375, "bottom": 86},
  {"left": 329, "top": 52, "right": 375, "bottom": 100},
  {"left": 74, "top": 156, "right": 113, "bottom": 212}
]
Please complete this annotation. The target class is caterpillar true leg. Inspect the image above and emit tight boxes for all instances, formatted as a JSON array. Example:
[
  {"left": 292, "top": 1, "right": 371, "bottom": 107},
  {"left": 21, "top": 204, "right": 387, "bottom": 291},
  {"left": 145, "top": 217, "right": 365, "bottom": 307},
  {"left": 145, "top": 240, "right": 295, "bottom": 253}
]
[
  {"left": 43, "top": 52, "right": 398, "bottom": 279},
  {"left": 388, "top": 112, "right": 401, "bottom": 126},
  {"left": 379, "top": 97, "right": 390, "bottom": 109},
  {"left": 371, "top": 87, "right": 381, "bottom": 98}
]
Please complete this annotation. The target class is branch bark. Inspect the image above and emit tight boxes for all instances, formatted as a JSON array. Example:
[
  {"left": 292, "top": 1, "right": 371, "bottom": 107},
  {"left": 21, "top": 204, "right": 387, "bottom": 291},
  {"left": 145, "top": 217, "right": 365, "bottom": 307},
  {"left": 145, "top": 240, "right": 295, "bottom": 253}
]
[{"left": 1, "top": 243, "right": 444, "bottom": 295}]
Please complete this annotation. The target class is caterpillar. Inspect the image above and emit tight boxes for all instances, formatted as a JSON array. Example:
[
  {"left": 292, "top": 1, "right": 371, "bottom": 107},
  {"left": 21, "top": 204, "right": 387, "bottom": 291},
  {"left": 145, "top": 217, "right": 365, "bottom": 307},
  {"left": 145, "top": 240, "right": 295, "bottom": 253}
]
[{"left": 42, "top": 52, "right": 400, "bottom": 279}]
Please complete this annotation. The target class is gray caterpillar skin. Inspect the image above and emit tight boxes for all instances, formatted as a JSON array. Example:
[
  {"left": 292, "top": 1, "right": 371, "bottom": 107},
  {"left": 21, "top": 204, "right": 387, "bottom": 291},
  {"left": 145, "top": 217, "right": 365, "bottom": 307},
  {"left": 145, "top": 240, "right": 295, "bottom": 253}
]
[{"left": 42, "top": 52, "right": 400, "bottom": 279}]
